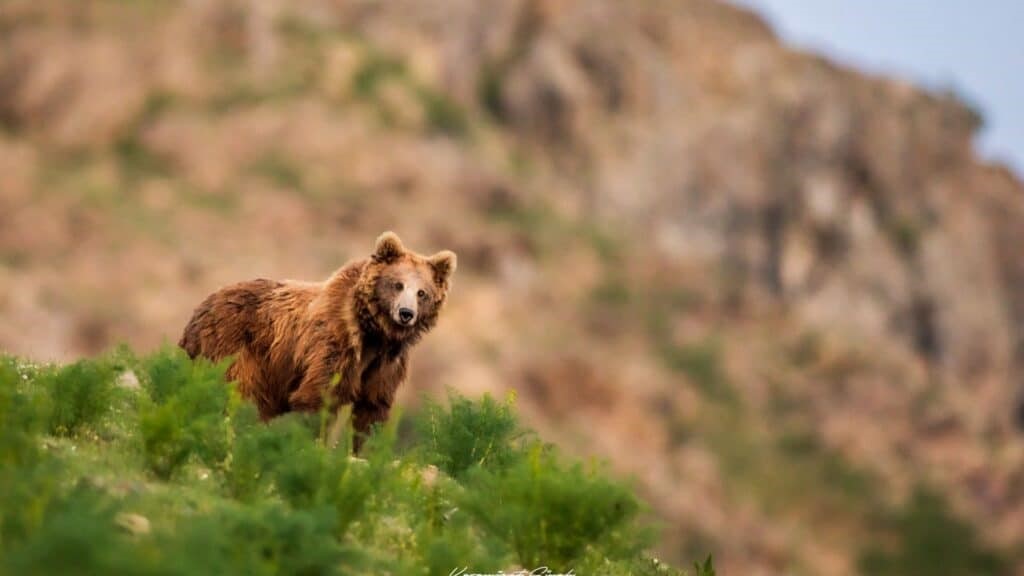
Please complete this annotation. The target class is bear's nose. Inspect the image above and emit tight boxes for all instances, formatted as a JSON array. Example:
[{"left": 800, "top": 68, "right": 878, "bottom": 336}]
[{"left": 398, "top": 308, "right": 415, "bottom": 324}]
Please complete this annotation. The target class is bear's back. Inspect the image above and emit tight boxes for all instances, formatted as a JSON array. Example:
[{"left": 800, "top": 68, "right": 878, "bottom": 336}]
[{"left": 179, "top": 278, "right": 286, "bottom": 360}]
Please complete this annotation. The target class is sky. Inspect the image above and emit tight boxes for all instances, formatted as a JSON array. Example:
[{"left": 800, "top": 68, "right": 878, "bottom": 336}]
[{"left": 729, "top": 0, "right": 1024, "bottom": 176}]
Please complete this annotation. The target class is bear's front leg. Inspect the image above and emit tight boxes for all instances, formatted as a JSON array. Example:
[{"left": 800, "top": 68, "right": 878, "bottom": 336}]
[
  {"left": 350, "top": 354, "right": 405, "bottom": 452},
  {"left": 351, "top": 399, "right": 392, "bottom": 453}
]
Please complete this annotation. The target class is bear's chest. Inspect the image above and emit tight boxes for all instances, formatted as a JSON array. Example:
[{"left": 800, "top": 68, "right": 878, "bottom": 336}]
[{"left": 357, "top": 337, "right": 402, "bottom": 381}]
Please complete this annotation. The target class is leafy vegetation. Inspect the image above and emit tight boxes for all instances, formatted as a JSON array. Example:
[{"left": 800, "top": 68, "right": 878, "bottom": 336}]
[
  {"left": 0, "top": 347, "right": 705, "bottom": 575},
  {"left": 36, "top": 358, "right": 118, "bottom": 436},
  {"left": 416, "top": 87, "right": 470, "bottom": 137},
  {"left": 352, "top": 51, "right": 407, "bottom": 100},
  {"left": 859, "top": 488, "right": 1009, "bottom": 576},
  {"left": 137, "top": 349, "right": 233, "bottom": 479},
  {"left": 414, "top": 392, "right": 526, "bottom": 479},
  {"left": 658, "top": 338, "right": 736, "bottom": 405},
  {"left": 251, "top": 152, "right": 307, "bottom": 193},
  {"left": 461, "top": 448, "right": 643, "bottom": 570},
  {"left": 351, "top": 49, "right": 469, "bottom": 138}
]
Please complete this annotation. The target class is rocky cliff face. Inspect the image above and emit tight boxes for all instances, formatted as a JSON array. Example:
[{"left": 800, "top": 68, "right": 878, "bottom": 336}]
[{"left": 1, "top": 1, "right": 1022, "bottom": 573}]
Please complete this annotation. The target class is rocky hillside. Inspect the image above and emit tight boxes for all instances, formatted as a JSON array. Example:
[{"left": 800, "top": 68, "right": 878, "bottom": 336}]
[{"left": 1, "top": 1, "right": 1023, "bottom": 574}]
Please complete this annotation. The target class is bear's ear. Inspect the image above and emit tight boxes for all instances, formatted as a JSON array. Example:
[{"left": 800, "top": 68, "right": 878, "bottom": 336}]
[
  {"left": 372, "top": 231, "right": 405, "bottom": 263},
  {"left": 428, "top": 250, "right": 457, "bottom": 285}
]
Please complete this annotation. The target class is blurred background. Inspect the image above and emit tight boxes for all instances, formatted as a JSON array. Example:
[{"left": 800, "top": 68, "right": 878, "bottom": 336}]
[{"left": 1, "top": 1, "right": 1023, "bottom": 574}]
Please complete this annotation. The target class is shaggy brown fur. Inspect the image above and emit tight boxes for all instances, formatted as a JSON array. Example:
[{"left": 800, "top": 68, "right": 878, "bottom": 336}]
[{"left": 179, "top": 232, "right": 456, "bottom": 448}]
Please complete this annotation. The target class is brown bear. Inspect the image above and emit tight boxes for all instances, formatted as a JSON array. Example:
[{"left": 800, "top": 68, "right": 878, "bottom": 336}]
[{"left": 178, "top": 232, "right": 456, "bottom": 447}]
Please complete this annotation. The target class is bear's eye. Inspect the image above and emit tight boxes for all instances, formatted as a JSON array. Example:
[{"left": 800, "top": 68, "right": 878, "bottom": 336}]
[
  {"left": 394, "top": 281, "right": 404, "bottom": 291},
  {"left": 417, "top": 289, "right": 427, "bottom": 300}
]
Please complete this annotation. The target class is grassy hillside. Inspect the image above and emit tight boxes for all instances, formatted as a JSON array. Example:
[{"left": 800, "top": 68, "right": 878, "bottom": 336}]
[{"left": 0, "top": 347, "right": 712, "bottom": 575}]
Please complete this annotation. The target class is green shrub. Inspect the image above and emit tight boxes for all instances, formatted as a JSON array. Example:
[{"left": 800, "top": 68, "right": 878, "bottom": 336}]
[
  {"left": 417, "top": 87, "right": 469, "bottom": 137},
  {"left": 35, "top": 358, "right": 117, "bottom": 436},
  {"left": 693, "top": 555, "right": 717, "bottom": 576},
  {"left": 0, "top": 357, "right": 61, "bottom": 547},
  {"left": 251, "top": 152, "right": 305, "bottom": 192},
  {"left": 224, "top": 400, "right": 272, "bottom": 500},
  {"left": 590, "top": 275, "right": 632, "bottom": 307},
  {"left": 159, "top": 501, "right": 348, "bottom": 576},
  {"left": 776, "top": 432, "right": 874, "bottom": 502},
  {"left": 659, "top": 339, "right": 736, "bottom": 404},
  {"left": 461, "top": 446, "right": 646, "bottom": 570},
  {"left": 2, "top": 486, "right": 136, "bottom": 576},
  {"left": 139, "top": 347, "right": 232, "bottom": 478},
  {"left": 227, "top": 404, "right": 379, "bottom": 539},
  {"left": 0, "top": 356, "right": 50, "bottom": 460},
  {"left": 859, "top": 488, "right": 1008, "bottom": 576},
  {"left": 415, "top": 391, "right": 526, "bottom": 479},
  {"left": 477, "top": 61, "right": 507, "bottom": 121},
  {"left": 138, "top": 401, "right": 194, "bottom": 479},
  {"left": 411, "top": 511, "right": 503, "bottom": 576},
  {"left": 352, "top": 52, "right": 406, "bottom": 99},
  {"left": 0, "top": 349, "right": 699, "bottom": 575},
  {"left": 141, "top": 346, "right": 227, "bottom": 404},
  {"left": 886, "top": 215, "right": 923, "bottom": 257},
  {"left": 115, "top": 132, "right": 170, "bottom": 181}
]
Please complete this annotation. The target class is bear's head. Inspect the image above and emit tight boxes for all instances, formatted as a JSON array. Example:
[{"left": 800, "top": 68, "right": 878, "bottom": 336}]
[{"left": 356, "top": 231, "right": 457, "bottom": 343}]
